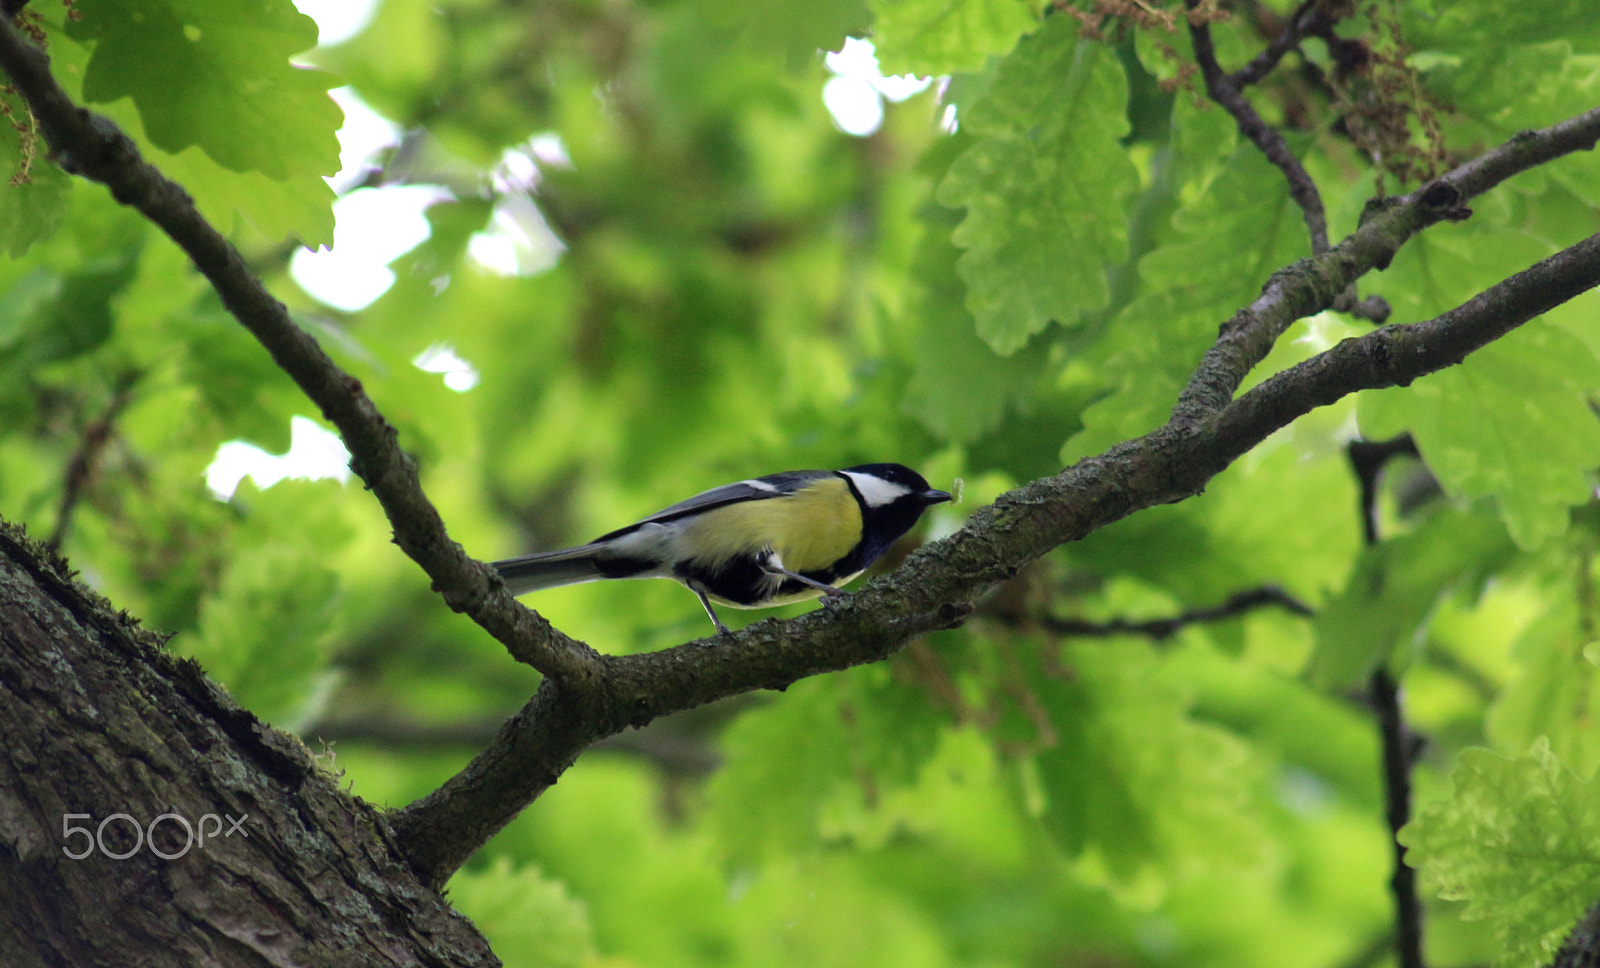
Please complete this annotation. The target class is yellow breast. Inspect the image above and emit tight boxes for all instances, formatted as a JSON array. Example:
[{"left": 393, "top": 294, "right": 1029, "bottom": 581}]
[{"left": 681, "top": 477, "right": 862, "bottom": 573}]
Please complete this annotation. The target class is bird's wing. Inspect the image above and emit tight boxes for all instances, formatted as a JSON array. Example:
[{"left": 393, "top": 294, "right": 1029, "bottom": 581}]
[{"left": 592, "top": 470, "right": 835, "bottom": 541}]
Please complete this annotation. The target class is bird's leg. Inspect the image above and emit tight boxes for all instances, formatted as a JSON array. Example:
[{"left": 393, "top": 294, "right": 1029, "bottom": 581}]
[
  {"left": 770, "top": 563, "right": 845, "bottom": 599},
  {"left": 693, "top": 587, "right": 732, "bottom": 635}
]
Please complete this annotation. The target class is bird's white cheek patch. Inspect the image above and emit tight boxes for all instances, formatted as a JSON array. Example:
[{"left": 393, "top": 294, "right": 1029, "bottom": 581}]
[{"left": 842, "top": 471, "right": 913, "bottom": 508}]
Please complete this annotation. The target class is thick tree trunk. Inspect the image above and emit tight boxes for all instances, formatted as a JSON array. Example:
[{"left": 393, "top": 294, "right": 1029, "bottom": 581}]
[{"left": 0, "top": 522, "right": 497, "bottom": 967}]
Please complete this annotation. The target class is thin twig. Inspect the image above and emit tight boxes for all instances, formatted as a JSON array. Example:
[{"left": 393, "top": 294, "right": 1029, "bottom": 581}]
[
  {"left": 45, "top": 372, "right": 138, "bottom": 552},
  {"left": 1370, "top": 668, "right": 1425, "bottom": 968},
  {"left": 1228, "top": 0, "right": 1323, "bottom": 88},
  {"left": 1042, "top": 585, "right": 1313, "bottom": 641},
  {"left": 1187, "top": 0, "right": 1330, "bottom": 254},
  {"left": 1350, "top": 432, "right": 1426, "bottom": 968},
  {"left": 1191, "top": 0, "right": 1393, "bottom": 323},
  {"left": 1346, "top": 433, "right": 1418, "bottom": 545}
]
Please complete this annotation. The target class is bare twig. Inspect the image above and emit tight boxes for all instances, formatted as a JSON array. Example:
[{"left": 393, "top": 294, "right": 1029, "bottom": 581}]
[
  {"left": 1348, "top": 433, "right": 1427, "bottom": 968},
  {"left": 1187, "top": 0, "right": 1330, "bottom": 254},
  {"left": 1042, "top": 585, "right": 1313, "bottom": 641},
  {"left": 1229, "top": 0, "right": 1324, "bottom": 88},
  {"left": 1370, "top": 667, "right": 1425, "bottom": 968},
  {"left": 1347, "top": 433, "right": 1419, "bottom": 545},
  {"left": 45, "top": 372, "right": 138, "bottom": 552},
  {"left": 1193, "top": 0, "right": 1393, "bottom": 322}
]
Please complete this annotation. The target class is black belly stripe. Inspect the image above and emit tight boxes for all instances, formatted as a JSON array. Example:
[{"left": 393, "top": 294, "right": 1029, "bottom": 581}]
[{"left": 675, "top": 553, "right": 854, "bottom": 606}]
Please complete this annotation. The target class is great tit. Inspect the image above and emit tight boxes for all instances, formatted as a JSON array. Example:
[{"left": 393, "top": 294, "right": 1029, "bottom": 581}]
[{"left": 493, "top": 463, "right": 952, "bottom": 633}]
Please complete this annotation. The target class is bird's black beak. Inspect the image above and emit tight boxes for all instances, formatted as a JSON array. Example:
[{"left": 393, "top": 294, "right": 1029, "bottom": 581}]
[{"left": 922, "top": 488, "right": 953, "bottom": 506}]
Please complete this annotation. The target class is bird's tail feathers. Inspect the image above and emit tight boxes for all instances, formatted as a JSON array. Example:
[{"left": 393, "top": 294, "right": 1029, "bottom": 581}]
[{"left": 493, "top": 546, "right": 608, "bottom": 595}]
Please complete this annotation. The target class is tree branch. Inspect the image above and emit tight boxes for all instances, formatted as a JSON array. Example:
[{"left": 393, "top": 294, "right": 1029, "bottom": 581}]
[
  {"left": 1172, "top": 105, "right": 1600, "bottom": 423},
  {"left": 1229, "top": 0, "right": 1326, "bottom": 88},
  {"left": 1210, "top": 229, "right": 1600, "bottom": 448},
  {"left": 1041, "top": 585, "right": 1313, "bottom": 641},
  {"left": 1370, "top": 667, "right": 1425, "bottom": 968},
  {"left": 1188, "top": 0, "right": 1331, "bottom": 254},
  {"left": 0, "top": 521, "right": 498, "bottom": 964},
  {"left": 1347, "top": 433, "right": 1419, "bottom": 545},
  {"left": 0, "top": 13, "right": 599, "bottom": 686},
  {"left": 1347, "top": 433, "right": 1428, "bottom": 968},
  {"left": 45, "top": 370, "right": 138, "bottom": 552}
]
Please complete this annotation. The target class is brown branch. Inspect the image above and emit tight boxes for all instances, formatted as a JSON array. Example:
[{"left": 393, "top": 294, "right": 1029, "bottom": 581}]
[
  {"left": 0, "top": 13, "right": 599, "bottom": 686},
  {"left": 1370, "top": 668, "right": 1425, "bottom": 968},
  {"left": 1192, "top": 0, "right": 1392, "bottom": 323},
  {"left": 1228, "top": 0, "right": 1326, "bottom": 88},
  {"left": 1172, "top": 105, "right": 1600, "bottom": 423},
  {"left": 1347, "top": 433, "right": 1419, "bottom": 545},
  {"left": 1188, "top": 0, "right": 1330, "bottom": 254},
  {"left": 1041, "top": 585, "right": 1313, "bottom": 641},
  {"left": 1210, "top": 229, "right": 1600, "bottom": 448},
  {"left": 1348, "top": 434, "right": 1427, "bottom": 968},
  {"left": 45, "top": 371, "right": 138, "bottom": 552}
]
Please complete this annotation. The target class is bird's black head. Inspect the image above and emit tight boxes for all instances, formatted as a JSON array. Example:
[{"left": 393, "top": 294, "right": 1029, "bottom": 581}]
[{"left": 838, "top": 463, "right": 952, "bottom": 569}]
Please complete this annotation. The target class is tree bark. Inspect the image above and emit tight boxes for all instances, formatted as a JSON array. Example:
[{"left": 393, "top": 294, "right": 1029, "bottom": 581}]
[{"left": 0, "top": 522, "right": 497, "bottom": 967}]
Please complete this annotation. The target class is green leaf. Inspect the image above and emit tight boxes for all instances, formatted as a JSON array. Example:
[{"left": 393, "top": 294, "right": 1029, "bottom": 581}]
[
  {"left": 1407, "top": 1, "right": 1600, "bottom": 53},
  {"left": 447, "top": 857, "right": 594, "bottom": 968},
  {"left": 1307, "top": 506, "right": 1512, "bottom": 690},
  {"left": 705, "top": 679, "right": 855, "bottom": 864},
  {"left": 1359, "top": 321, "right": 1600, "bottom": 549},
  {"left": 0, "top": 87, "right": 71, "bottom": 257},
  {"left": 903, "top": 151, "right": 1055, "bottom": 441},
  {"left": 1400, "top": 740, "right": 1600, "bottom": 968},
  {"left": 691, "top": 0, "right": 869, "bottom": 70},
  {"left": 1063, "top": 142, "right": 1303, "bottom": 460},
  {"left": 937, "top": 20, "right": 1136, "bottom": 355},
  {"left": 0, "top": 210, "right": 144, "bottom": 375},
  {"left": 869, "top": 0, "right": 1040, "bottom": 76},
  {"left": 1033, "top": 641, "right": 1264, "bottom": 893},
  {"left": 153, "top": 139, "right": 337, "bottom": 247},
  {"left": 1487, "top": 599, "right": 1600, "bottom": 779},
  {"left": 704, "top": 665, "right": 947, "bottom": 864},
  {"left": 69, "top": 0, "right": 341, "bottom": 181},
  {"left": 1067, "top": 420, "right": 1362, "bottom": 614},
  {"left": 171, "top": 297, "right": 307, "bottom": 451}
]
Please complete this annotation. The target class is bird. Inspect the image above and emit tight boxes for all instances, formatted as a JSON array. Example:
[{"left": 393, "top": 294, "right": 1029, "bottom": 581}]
[{"left": 492, "top": 463, "right": 952, "bottom": 633}]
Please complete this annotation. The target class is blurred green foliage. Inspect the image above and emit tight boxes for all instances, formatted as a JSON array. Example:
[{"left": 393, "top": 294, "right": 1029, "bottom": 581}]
[{"left": 3, "top": 0, "right": 1600, "bottom": 966}]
